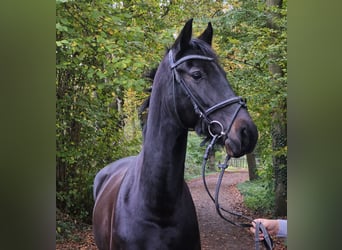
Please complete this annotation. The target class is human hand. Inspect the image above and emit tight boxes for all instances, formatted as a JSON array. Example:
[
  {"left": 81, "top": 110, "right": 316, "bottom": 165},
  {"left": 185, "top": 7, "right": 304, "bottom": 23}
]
[{"left": 250, "top": 219, "right": 279, "bottom": 240}]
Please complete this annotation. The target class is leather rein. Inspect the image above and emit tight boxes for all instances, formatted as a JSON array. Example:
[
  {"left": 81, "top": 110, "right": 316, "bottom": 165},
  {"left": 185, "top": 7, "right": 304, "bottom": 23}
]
[{"left": 169, "top": 49, "right": 274, "bottom": 250}]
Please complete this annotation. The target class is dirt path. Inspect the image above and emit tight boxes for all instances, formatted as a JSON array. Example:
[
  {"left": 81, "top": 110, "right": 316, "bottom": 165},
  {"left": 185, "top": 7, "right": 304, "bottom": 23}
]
[
  {"left": 188, "top": 170, "right": 255, "bottom": 250},
  {"left": 57, "top": 171, "right": 286, "bottom": 249}
]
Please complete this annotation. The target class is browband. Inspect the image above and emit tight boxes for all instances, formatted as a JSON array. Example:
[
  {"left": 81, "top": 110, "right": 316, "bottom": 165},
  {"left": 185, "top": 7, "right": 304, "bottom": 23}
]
[{"left": 169, "top": 50, "right": 214, "bottom": 69}]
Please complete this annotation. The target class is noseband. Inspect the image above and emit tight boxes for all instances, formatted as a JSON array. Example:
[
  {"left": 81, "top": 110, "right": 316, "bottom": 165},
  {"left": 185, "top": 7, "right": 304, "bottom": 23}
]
[{"left": 169, "top": 50, "right": 274, "bottom": 250}]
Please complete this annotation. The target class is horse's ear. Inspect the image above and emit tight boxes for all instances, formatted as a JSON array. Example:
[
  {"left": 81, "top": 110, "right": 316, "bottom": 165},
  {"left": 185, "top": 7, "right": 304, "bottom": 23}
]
[
  {"left": 173, "top": 19, "right": 193, "bottom": 52},
  {"left": 198, "top": 22, "right": 213, "bottom": 46}
]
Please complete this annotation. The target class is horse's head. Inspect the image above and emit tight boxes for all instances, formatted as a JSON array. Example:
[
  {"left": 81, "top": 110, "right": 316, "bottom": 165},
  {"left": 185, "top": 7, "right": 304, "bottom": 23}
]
[{"left": 165, "top": 19, "right": 258, "bottom": 157}]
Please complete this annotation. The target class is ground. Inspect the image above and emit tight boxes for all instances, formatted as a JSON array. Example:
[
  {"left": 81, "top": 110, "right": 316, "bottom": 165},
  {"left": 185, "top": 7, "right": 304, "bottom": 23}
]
[{"left": 56, "top": 170, "right": 287, "bottom": 249}]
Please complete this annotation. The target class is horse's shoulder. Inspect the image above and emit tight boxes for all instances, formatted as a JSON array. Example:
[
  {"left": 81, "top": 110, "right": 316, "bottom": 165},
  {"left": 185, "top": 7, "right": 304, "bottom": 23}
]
[{"left": 93, "top": 156, "right": 136, "bottom": 200}]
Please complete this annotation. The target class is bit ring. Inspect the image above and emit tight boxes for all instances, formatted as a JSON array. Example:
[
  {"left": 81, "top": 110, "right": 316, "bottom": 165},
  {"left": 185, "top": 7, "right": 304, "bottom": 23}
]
[{"left": 208, "top": 120, "right": 225, "bottom": 138}]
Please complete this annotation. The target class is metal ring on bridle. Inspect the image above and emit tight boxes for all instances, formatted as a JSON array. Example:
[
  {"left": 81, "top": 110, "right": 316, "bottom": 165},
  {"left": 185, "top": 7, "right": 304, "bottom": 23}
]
[{"left": 208, "top": 120, "right": 225, "bottom": 138}]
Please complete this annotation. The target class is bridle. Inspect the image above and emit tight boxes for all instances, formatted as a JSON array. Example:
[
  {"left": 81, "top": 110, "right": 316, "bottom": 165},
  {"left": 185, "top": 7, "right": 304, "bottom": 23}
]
[
  {"left": 169, "top": 49, "right": 246, "bottom": 136},
  {"left": 169, "top": 49, "right": 274, "bottom": 250}
]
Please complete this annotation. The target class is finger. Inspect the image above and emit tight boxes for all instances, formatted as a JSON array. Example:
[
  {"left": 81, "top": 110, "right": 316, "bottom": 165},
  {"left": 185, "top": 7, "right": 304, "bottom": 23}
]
[{"left": 250, "top": 221, "right": 256, "bottom": 233}]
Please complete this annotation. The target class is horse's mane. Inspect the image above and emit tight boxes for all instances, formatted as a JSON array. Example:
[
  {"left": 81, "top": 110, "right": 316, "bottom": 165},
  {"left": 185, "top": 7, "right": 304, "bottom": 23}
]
[
  {"left": 138, "top": 38, "right": 216, "bottom": 133},
  {"left": 138, "top": 68, "right": 155, "bottom": 133}
]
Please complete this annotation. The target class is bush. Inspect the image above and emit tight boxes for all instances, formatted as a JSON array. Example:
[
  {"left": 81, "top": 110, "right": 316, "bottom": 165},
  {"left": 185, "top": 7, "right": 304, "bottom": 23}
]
[
  {"left": 184, "top": 132, "right": 227, "bottom": 180},
  {"left": 237, "top": 179, "right": 275, "bottom": 215},
  {"left": 184, "top": 133, "right": 205, "bottom": 180},
  {"left": 56, "top": 209, "right": 85, "bottom": 242}
]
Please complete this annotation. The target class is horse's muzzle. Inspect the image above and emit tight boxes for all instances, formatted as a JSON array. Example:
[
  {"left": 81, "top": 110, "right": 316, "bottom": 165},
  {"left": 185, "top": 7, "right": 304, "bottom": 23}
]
[{"left": 224, "top": 118, "right": 258, "bottom": 158}]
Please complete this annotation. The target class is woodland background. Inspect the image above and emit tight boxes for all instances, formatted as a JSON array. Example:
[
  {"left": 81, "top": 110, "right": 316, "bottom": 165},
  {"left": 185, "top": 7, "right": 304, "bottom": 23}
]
[{"left": 56, "top": 0, "right": 287, "bottom": 235}]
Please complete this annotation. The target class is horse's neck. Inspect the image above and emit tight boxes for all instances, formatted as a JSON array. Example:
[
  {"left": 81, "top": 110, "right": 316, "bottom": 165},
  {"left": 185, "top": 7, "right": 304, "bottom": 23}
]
[{"left": 138, "top": 89, "right": 188, "bottom": 209}]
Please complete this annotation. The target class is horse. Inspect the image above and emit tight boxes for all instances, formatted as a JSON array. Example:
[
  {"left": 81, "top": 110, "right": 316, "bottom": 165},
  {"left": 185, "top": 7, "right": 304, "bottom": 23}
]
[{"left": 92, "top": 19, "right": 258, "bottom": 250}]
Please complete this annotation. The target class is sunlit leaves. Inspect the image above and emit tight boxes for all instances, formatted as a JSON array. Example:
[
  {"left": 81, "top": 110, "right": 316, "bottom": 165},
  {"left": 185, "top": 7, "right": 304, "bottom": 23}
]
[{"left": 214, "top": 0, "right": 287, "bottom": 181}]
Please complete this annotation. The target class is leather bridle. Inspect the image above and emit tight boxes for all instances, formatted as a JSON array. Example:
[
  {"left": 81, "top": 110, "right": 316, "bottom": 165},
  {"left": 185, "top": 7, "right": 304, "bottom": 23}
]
[
  {"left": 169, "top": 49, "right": 246, "bottom": 135},
  {"left": 169, "top": 49, "right": 274, "bottom": 250}
]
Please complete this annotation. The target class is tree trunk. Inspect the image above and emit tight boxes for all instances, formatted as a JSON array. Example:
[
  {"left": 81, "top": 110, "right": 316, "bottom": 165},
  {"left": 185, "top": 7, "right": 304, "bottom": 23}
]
[
  {"left": 271, "top": 110, "right": 287, "bottom": 216},
  {"left": 266, "top": 0, "right": 287, "bottom": 217},
  {"left": 246, "top": 153, "right": 258, "bottom": 180}
]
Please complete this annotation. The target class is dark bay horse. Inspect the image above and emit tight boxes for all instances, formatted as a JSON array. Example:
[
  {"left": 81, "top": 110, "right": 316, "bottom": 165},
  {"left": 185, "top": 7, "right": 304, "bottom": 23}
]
[{"left": 93, "top": 19, "right": 258, "bottom": 250}]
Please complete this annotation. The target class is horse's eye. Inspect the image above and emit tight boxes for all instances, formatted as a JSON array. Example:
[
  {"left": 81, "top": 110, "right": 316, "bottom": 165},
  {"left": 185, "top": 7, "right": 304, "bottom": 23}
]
[{"left": 191, "top": 71, "right": 202, "bottom": 80}]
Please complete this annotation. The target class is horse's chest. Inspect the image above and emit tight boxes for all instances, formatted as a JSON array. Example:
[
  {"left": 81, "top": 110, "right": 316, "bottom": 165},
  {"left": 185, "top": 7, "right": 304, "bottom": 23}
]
[
  {"left": 115, "top": 217, "right": 200, "bottom": 250},
  {"left": 113, "top": 174, "right": 200, "bottom": 249}
]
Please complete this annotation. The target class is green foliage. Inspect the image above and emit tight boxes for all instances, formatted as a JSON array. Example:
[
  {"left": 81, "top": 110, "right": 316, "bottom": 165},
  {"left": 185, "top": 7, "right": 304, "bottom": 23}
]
[
  {"left": 237, "top": 179, "right": 275, "bottom": 215},
  {"left": 185, "top": 132, "right": 227, "bottom": 180},
  {"left": 56, "top": 0, "right": 165, "bottom": 222},
  {"left": 56, "top": 208, "right": 90, "bottom": 242},
  {"left": 184, "top": 133, "right": 207, "bottom": 180},
  {"left": 213, "top": 0, "right": 287, "bottom": 196}
]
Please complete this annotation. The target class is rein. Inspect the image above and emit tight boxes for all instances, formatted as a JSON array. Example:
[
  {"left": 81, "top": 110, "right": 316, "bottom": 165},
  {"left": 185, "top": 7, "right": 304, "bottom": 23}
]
[
  {"left": 202, "top": 136, "right": 273, "bottom": 250},
  {"left": 202, "top": 135, "right": 253, "bottom": 228},
  {"left": 169, "top": 49, "right": 274, "bottom": 250}
]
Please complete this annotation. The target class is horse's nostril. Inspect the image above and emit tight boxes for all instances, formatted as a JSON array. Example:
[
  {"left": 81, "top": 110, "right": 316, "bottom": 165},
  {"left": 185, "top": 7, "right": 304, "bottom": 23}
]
[
  {"left": 241, "top": 127, "right": 247, "bottom": 136},
  {"left": 240, "top": 122, "right": 258, "bottom": 153},
  {"left": 239, "top": 126, "right": 248, "bottom": 141}
]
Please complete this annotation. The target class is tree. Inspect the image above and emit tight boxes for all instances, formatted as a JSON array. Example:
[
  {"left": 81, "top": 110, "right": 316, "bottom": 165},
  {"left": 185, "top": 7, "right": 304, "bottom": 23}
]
[
  {"left": 247, "top": 153, "right": 258, "bottom": 180},
  {"left": 213, "top": 0, "right": 287, "bottom": 215},
  {"left": 56, "top": 0, "right": 165, "bottom": 221},
  {"left": 266, "top": 0, "right": 287, "bottom": 216}
]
